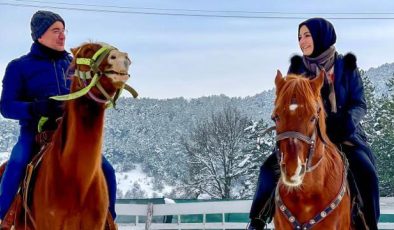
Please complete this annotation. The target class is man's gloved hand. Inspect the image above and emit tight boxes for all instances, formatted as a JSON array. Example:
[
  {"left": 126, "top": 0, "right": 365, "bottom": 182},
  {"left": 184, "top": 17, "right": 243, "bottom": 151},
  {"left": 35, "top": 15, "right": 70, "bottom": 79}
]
[{"left": 30, "top": 99, "right": 64, "bottom": 118}]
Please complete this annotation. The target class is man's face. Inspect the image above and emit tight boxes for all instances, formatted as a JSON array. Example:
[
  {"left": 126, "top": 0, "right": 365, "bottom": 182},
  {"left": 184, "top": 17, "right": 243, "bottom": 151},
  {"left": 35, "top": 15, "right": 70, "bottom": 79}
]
[{"left": 38, "top": 21, "right": 66, "bottom": 51}]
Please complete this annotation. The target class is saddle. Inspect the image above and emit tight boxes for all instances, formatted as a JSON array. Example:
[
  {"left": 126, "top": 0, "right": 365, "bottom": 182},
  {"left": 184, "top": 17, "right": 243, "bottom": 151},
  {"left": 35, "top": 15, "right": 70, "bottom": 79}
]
[{"left": 0, "top": 130, "right": 117, "bottom": 230}]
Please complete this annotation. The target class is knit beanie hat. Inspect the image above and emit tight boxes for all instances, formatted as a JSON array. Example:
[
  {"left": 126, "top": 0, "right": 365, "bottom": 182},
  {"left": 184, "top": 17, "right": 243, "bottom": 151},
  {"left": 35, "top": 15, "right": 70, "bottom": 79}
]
[
  {"left": 31, "top": 10, "right": 65, "bottom": 41},
  {"left": 298, "top": 18, "right": 336, "bottom": 58}
]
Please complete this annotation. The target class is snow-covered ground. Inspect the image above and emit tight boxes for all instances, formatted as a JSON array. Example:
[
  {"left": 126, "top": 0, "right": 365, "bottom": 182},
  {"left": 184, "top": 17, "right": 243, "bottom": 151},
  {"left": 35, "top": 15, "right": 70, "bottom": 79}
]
[
  {"left": 116, "top": 164, "right": 174, "bottom": 198},
  {"left": 1, "top": 152, "right": 172, "bottom": 199}
]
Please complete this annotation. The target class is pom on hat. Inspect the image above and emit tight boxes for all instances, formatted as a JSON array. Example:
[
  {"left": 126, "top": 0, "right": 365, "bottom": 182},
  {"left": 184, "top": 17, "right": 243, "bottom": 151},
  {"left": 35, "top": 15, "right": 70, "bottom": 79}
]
[{"left": 31, "top": 10, "right": 65, "bottom": 41}]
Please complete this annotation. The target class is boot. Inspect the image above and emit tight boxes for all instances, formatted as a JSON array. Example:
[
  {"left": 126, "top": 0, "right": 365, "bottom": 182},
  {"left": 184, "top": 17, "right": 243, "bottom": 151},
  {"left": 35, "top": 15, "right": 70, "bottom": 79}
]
[{"left": 247, "top": 218, "right": 266, "bottom": 230}]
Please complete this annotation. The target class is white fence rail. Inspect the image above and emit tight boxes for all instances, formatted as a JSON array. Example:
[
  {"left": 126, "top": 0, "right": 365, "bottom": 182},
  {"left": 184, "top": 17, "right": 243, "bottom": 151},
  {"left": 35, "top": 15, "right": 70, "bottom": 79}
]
[{"left": 116, "top": 197, "right": 394, "bottom": 230}]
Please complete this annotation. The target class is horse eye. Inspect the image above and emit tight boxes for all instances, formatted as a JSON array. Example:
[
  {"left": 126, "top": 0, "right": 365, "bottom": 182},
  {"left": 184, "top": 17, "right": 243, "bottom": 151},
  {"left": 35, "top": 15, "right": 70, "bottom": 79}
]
[
  {"left": 110, "top": 55, "right": 116, "bottom": 60},
  {"left": 310, "top": 116, "right": 316, "bottom": 122}
]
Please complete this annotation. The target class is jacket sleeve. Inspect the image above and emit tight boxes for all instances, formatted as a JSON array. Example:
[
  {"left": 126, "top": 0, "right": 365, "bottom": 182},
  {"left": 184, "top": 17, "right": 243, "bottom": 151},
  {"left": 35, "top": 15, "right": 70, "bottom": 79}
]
[
  {"left": 345, "top": 67, "right": 367, "bottom": 137},
  {"left": 326, "top": 65, "right": 367, "bottom": 143},
  {"left": 0, "top": 60, "right": 34, "bottom": 120}
]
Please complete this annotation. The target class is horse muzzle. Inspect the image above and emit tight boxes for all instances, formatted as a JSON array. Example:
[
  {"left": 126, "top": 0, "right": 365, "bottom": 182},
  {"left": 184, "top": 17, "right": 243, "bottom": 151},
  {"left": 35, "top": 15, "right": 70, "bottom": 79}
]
[{"left": 280, "top": 162, "right": 306, "bottom": 187}]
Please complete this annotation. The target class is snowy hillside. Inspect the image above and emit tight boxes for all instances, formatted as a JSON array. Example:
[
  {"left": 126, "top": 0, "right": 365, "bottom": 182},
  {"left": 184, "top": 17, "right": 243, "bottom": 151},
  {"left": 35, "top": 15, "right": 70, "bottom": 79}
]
[
  {"left": 116, "top": 164, "right": 173, "bottom": 198},
  {"left": 365, "top": 63, "right": 394, "bottom": 97},
  {"left": 0, "top": 61, "right": 392, "bottom": 198}
]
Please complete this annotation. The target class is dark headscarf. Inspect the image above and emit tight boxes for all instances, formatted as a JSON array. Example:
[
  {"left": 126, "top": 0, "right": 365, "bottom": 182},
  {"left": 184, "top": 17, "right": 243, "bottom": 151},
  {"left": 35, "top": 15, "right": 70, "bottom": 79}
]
[
  {"left": 298, "top": 18, "right": 338, "bottom": 113},
  {"left": 298, "top": 18, "right": 336, "bottom": 58}
]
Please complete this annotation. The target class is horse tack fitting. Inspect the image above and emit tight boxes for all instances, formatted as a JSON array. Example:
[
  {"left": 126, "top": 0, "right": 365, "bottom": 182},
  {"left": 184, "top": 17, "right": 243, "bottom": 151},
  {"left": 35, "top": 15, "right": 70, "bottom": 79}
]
[
  {"left": 51, "top": 45, "right": 138, "bottom": 108},
  {"left": 75, "top": 45, "right": 115, "bottom": 70},
  {"left": 50, "top": 74, "right": 100, "bottom": 101},
  {"left": 275, "top": 128, "right": 319, "bottom": 173},
  {"left": 50, "top": 45, "right": 115, "bottom": 101}
]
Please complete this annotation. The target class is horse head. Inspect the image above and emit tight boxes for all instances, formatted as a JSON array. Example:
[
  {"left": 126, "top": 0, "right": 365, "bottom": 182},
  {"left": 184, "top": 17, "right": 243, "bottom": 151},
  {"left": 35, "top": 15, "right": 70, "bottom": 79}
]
[
  {"left": 272, "top": 70, "right": 327, "bottom": 187},
  {"left": 66, "top": 42, "right": 133, "bottom": 106}
]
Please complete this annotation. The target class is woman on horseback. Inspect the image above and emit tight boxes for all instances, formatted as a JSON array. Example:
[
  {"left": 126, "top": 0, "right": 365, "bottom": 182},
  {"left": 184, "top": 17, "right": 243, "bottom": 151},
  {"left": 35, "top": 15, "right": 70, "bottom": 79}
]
[{"left": 248, "top": 17, "right": 379, "bottom": 230}]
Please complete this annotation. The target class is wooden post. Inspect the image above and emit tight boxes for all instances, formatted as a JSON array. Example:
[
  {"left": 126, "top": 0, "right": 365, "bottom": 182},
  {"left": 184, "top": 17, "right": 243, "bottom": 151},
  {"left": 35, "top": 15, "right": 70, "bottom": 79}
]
[{"left": 145, "top": 203, "right": 153, "bottom": 230}]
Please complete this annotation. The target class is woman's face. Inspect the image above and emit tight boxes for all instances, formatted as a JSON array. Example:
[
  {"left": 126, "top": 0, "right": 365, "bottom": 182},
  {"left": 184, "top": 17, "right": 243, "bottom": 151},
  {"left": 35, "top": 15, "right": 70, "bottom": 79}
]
[{"left": 298, "top": 25, "right": 314, "bottom": 56}]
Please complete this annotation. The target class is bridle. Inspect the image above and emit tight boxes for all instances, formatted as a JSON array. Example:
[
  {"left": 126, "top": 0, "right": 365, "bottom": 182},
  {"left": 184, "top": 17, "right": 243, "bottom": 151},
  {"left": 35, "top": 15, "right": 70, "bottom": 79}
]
[
  {"left": 271, "top": 103, "right": 348, "bottom": 229},
  {"left": 275, "top": 126, "right": 322, "bottom": 173},
  {"left": 273, "top": 104, "right": 324, "bottom": 173},
  {"left": 50, "top": 45, "right": 138, "bottom": 108}
]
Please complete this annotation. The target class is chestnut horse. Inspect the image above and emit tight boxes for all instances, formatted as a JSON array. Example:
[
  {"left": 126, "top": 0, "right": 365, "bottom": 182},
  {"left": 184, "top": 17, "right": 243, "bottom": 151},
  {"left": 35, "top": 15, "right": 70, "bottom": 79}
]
[
  {"left": 14, "top": 42, "right": 133, "bottom": 230},
  {"left": 272, "top": 71, "right": 351, "bottom": 229}
]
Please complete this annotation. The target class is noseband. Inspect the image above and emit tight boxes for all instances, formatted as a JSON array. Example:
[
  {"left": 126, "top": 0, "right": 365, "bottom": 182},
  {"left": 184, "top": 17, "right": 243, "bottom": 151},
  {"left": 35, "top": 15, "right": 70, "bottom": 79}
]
[{"left": 275, "top": 127, "right": 322, "bottom": 173}]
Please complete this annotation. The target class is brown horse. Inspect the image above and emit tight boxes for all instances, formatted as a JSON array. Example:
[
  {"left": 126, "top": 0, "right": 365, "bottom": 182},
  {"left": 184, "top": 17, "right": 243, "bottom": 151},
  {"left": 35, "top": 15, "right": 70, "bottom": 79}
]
[
  {"left": 272, "top": 71, "right": 351, "bottom": 229},
  {"left": 12, "top": 42, "right": 132, "bottom": 230}
]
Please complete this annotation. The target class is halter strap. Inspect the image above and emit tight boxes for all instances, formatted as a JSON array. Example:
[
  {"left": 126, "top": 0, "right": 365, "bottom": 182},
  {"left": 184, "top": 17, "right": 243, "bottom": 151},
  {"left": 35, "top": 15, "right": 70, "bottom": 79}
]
[
  {"left": 51, "top": 45, "right": 114, "bottom": 101},
  {"left": 50, "top": 74, "right": 100, "bottom": 101},
  {"left": 276, "top": 131, "right": 314, "bottom": 145},
  {"left": 276, "top": 128, "right": 318, "bottom": 172},
  {"left": 51, "top": 45, "right": 138, "bottom": 107},
  {"left": 75, "top": 46, "right": 113, "bottom": 70}
]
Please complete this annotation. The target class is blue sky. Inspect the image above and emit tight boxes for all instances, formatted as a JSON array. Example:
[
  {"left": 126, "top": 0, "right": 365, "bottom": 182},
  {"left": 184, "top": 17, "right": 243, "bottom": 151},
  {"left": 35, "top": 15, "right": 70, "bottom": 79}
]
[{"left": 1, "top": 0, "right": 394, "bottom": 99}]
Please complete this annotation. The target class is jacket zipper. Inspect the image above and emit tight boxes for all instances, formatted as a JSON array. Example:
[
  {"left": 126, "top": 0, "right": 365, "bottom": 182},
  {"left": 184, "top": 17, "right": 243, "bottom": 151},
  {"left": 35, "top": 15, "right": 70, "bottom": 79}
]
[
  {"left": 53, "top": 60, "right": 61, "bottom": 95},
  {"left": 62, "top": 67, "right": 68, "bottom": 89}
]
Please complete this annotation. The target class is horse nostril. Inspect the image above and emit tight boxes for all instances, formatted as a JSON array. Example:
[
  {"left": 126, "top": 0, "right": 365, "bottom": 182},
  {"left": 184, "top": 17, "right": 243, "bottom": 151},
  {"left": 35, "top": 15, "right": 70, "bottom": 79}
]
[{"left": 300, "top": 164, "right": 306, "bottom": 175}]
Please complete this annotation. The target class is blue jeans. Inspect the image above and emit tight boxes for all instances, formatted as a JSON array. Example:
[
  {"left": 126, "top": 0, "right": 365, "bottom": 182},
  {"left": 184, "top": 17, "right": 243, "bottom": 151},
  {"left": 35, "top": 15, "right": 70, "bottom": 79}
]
[
  {"left": 249, "top": 145, "right": 379, "bottom": 230},
  {"left": 249, "top": 152, "right": 279, "bottom": 221},
  {"left": 102, "top": 156, "right": 117, "bottom": 219},
  {"left": 0, "top": 127, "right": 35, "bottom": 219},
  {"left": 339, "top": 144, "right": 380, "bottom": 230},
  {"left": 0, "top": 128, "right": 117, "bottom": 220}
]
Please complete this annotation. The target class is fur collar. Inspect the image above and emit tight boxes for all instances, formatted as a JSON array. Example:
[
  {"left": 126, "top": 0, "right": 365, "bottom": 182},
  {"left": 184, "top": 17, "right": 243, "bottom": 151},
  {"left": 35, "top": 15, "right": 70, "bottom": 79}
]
[{"left": 290, "top": 53, "right": 357, "bottom": 71}]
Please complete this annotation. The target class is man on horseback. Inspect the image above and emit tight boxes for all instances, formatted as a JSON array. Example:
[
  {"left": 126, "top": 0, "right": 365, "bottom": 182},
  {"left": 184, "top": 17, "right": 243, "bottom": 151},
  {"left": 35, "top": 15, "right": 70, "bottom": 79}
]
[
  {"left": 248, "top": 17, "right": 380, "bottom": 230},
  {"left": 0, "top": 10, "right": 117, "bottom": 224}
]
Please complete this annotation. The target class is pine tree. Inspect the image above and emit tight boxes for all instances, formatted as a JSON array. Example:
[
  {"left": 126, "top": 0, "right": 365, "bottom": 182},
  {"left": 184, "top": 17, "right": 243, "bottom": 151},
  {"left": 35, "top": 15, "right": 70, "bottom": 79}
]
[
  {"left": 373, "top": 73, "right": 394, "bottom": 196},
  {"left": 360, "top": 70, "right": 378, "bottom": 146},
  {"left": 238, "top": 119, "right": 275, "bottom": 198}
]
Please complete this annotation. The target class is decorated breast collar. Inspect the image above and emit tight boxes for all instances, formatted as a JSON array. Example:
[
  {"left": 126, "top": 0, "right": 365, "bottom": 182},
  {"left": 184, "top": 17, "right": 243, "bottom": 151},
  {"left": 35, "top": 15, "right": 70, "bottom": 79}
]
[{"left": 275, "top": 167, "right": 347, "bottom": 230}]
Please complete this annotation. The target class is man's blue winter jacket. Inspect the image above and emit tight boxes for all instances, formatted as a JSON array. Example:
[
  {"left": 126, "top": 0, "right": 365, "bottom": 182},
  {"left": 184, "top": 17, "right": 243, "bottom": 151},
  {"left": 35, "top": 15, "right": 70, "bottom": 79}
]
[{"left": 0, "top": 42, "right": 71, "bottom": 129}]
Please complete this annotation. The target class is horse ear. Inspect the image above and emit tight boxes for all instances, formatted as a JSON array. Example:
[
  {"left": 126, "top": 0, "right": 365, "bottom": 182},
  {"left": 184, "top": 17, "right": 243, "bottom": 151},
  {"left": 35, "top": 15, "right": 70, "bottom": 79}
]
[
  {"left": 275, "top": 70, "right": 285, "bottom": 94},
  {"left": 70, "top": 46, "right": 82, "bottom": 56},
  {"left": 310, "top": 70, "right": 325, "bottom": 96},
  {"left": 70, "top": 47, "right": 78, "bottom": 56}
]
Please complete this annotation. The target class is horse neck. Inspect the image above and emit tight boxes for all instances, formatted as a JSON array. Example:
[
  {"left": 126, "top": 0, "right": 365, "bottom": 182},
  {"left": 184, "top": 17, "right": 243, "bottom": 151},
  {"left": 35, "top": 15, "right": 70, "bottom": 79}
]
[{"left": 61, "top": 97, "right": 106, "bottom": 177}]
